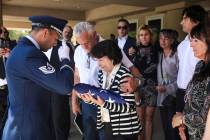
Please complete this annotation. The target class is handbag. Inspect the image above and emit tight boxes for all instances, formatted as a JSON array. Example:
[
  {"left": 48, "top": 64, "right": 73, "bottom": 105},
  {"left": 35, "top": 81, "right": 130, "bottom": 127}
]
[
  {"left": 160, "top": 53, "right": 176, "bottom": 108},
  {"left": 162, "top": 94, "right": 176, "bottom": 108}
]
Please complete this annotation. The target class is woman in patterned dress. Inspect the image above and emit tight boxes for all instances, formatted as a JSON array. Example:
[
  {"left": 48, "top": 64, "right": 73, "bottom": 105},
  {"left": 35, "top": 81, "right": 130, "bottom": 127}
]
[{"left": 172, "top": 23, "right": 210, "bottom": 140}]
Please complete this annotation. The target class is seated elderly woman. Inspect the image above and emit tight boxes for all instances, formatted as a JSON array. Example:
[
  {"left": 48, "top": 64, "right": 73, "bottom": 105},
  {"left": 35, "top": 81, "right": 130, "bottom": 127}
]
[{"left": 172, "top": 23, "right": 210, "bottom": 140}]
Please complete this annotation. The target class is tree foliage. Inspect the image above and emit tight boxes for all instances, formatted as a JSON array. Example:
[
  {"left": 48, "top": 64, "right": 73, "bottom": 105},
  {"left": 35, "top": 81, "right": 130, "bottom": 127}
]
[{"left": 8, "top": 29, "right": 29, "bottom": 41}]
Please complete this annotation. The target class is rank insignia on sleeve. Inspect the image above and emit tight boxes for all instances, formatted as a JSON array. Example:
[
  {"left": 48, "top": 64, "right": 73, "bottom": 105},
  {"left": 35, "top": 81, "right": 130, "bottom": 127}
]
[{"left": 39, "top": 62, "right": 55, "bottom": 74}]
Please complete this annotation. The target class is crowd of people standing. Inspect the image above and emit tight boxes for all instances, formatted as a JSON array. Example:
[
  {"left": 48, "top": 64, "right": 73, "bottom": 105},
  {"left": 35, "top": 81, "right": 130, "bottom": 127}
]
[{"left": 0, "top": 4, "right": 209, "bottom": 140}]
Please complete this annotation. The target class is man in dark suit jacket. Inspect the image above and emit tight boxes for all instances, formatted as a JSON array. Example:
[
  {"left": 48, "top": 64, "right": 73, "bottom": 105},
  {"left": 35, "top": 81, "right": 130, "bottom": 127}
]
[
  {"left": 50, "top": 25, "right": 74, "bottom": 140},
  {"left": 115, "top": 18, "right": 137, "bottom": 62}
]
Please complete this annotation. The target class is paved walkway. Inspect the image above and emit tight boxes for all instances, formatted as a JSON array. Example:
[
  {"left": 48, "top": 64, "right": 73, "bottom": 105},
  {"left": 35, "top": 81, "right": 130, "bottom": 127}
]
[
  {"left": 69, "top": 109, "right": 164, "bottom": 140},
  {"left": 69, "top": 124, "right": 82, "bottom": 140}
]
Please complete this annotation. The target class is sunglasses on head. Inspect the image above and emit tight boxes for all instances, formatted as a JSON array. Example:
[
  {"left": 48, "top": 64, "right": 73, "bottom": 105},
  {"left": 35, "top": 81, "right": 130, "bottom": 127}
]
[{"left": 117, "top": 26, "right": 128, "bottom": 30}]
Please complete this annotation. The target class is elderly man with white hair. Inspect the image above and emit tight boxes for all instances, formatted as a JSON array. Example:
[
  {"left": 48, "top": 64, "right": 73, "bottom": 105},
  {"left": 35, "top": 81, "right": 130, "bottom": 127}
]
[{"left": 72, "top": 21, "right": 141, "bottom": 140}]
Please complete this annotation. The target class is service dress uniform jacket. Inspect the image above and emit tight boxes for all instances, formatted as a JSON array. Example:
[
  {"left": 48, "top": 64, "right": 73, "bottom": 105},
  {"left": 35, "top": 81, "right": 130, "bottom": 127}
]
[{"left": 2, "top": 37, "right": 74, "bottom": 140}]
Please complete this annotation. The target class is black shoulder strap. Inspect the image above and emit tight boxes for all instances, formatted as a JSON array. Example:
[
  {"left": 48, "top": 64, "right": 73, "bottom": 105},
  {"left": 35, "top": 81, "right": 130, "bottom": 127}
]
[
  {"left": 207, "top": 79, "right": 210, "bottom": 94},
  {"left": 160, "top": 53, "right": 164, "bottom": 79}
]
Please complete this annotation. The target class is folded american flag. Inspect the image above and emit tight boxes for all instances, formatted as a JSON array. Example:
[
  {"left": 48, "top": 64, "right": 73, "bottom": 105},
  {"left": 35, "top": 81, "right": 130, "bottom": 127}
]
[{"left": 74, "top": 83, "right": 126, "bottom": 103}]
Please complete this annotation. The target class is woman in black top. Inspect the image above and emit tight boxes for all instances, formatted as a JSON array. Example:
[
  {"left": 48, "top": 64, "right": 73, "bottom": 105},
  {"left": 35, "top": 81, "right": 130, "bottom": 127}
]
[{"left": 134, "top": 25, "right": 158, "bottom": 140}]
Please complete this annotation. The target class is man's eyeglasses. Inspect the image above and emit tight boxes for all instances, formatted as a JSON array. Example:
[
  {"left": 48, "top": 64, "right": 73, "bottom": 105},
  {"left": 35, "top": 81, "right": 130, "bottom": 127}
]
[{"left": 117, "top": 26, "right": 128, "bottom": 30}]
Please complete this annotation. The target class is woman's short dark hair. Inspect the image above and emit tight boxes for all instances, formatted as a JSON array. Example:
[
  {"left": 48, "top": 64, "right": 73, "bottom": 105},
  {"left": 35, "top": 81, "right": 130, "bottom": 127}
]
[{"left": 91, "top": 40, "right": 122, "bottom": 65}]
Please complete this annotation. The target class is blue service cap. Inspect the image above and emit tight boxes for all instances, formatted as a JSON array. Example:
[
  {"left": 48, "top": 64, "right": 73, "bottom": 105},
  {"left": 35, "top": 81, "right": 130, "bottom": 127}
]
[{"left": 29, "top": 16, "right": 68, "bottom": 35}]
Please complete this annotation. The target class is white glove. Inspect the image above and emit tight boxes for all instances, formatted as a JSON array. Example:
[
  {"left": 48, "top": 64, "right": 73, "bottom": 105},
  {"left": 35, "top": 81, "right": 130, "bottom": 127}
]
[
  {"left": 58, "top": 41, "right": 70, "bottom": 61},
  {"left": 0, "top": 78, "right": 7, "bottom": 86}
]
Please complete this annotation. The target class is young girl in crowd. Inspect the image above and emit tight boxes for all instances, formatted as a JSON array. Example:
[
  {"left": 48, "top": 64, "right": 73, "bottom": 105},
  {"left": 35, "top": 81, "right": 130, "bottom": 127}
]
[
  {"left": 156, "top": 29, "right": 179, "bottom": 140},
  {"left": 80, "top": 40, "right": 141, "bottom": 140},
  {"left": 172, "top": 23, "right": 210, "bottom": 140},
  {"left": 134, "top": 24, "right": 158, "bottom": 140}
]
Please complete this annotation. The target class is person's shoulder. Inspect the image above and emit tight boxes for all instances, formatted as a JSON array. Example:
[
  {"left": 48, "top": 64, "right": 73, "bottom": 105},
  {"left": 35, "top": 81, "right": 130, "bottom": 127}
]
[
  {"left": 17, "top": 41, "right": 44, "bottom": 60},
  {"left": 74, "top": 44, "right": 81, "bottom": 49},
  {"left": 120, "top": 64, "right": 130, "bottom": 73},
  {"left": 118, "top": 64, "right": 132, "bottom": 79},
  {"left": 74, "top": 45, "right": 85, "bottom": 64},
  {"left": 12, "top": 39, "right": 36, "bottom": 56},
  {"left": 74, "top": 45, "right": 83, "bottom": 54},
  {"left": 7, "top": 41, "right": 39, "bottom": 67},
  {"left": 9, "top": 40, "right": 17, "bottom": 49},
  {"left": 178, "top": 36, "right": 190, "bottom": 49}
]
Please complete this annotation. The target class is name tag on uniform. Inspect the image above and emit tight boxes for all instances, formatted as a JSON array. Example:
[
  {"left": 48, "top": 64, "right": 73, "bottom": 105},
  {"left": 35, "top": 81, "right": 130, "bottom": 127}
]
[{"left": 39, "top": 62, "right": 55, "bottom": 74}]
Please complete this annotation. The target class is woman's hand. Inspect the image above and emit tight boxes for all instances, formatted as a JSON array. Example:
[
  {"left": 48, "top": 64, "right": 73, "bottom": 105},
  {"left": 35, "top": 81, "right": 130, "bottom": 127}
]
[
  {"left": 77, "top": 92, "right": 105, "bottom": 106},
  {"left": 172, "top": 113, "right": 184, "bottom": 128},
  {"left": 178, "top": 125, "right": 187, "bottom": 140},
  {"left": 4, "top": 48, "right": 11, "bottom": 57},
  {"left": 120, "top": 77, "right": 138, "bottom": 93},
  {"left": 128, "top": 47, "right": 136, "bottom": 56},
  {"left": 89, "top": 94, "right": 105, "bottom": 106},
  {"left": 0, "top": 48, "right": 6, "bottom": 57},
  {"left": 156, "top": 85, "right": 166, "bottom": 93},
  {"left": 0, "top": 48, "right": 11, "bottom": 57},
  {"left": 76, "top": 91, "right": 92, "bottom": 103}
]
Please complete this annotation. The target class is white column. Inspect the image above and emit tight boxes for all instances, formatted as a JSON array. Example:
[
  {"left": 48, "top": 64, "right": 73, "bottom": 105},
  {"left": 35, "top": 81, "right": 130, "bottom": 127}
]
[{"left": 0, "top": 0, "right": 2, "bottom": 26}]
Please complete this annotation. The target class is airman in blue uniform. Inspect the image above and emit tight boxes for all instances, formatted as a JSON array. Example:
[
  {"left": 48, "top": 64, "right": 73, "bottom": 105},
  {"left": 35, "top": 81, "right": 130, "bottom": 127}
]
[{"left": 2, "top": 16, "right": 74, "bottom": 140}]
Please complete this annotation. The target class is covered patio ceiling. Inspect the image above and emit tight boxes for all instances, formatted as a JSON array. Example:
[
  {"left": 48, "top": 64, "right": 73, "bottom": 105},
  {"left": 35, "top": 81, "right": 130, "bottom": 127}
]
[{"left": 2, "top": 0, "right": 210, "bottom": 27}]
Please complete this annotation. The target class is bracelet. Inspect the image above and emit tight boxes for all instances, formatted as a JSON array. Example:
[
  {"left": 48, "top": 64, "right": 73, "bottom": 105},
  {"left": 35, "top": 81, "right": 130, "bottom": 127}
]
[
  {"left": 134, "top": 76, "right": 145, "bottom": 86},
  {"left": 134, "top": 77, "right": 141, "bottom": 86},
  {"left": 136, "top": 101, "right": 140, "bottom": 106}
]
